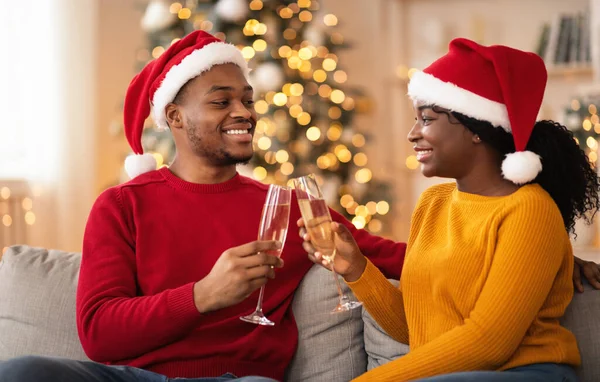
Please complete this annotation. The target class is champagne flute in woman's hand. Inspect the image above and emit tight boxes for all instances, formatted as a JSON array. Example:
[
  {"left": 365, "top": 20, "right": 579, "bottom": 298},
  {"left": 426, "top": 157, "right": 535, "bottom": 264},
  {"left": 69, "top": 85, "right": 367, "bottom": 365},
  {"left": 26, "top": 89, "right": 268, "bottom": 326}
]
[{"left": 293, "top": 174, "right": 363, "bottom": 313}]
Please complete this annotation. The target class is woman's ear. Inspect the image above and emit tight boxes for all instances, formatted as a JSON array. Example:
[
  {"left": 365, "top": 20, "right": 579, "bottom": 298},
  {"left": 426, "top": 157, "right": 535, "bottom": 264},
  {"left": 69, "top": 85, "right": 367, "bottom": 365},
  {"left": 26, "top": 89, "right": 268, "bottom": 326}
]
[{"left": 165, "top": 103, "right": 183, "bottom": 130}]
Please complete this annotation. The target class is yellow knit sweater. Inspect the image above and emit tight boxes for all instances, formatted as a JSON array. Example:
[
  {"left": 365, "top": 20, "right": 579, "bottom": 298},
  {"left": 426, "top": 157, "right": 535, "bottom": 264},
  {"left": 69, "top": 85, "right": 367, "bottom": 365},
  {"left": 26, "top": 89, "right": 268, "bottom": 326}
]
[{"left": 348, "top": 183, "right": 580, "bottom": 382}]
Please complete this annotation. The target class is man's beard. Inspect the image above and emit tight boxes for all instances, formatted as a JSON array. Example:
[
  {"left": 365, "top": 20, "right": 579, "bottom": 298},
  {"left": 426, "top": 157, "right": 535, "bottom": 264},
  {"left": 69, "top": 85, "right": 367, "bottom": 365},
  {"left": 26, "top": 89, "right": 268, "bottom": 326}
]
[{"left": 187, "top": 124, "right": 253, "bottom": 166}]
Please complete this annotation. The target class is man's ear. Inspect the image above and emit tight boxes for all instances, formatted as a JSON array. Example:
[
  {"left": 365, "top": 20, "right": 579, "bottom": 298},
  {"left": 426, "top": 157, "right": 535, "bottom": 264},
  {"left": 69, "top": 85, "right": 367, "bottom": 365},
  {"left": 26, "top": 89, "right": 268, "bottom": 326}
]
[{"left": 165, "top": 103, "right": 183, "bottom": 129}]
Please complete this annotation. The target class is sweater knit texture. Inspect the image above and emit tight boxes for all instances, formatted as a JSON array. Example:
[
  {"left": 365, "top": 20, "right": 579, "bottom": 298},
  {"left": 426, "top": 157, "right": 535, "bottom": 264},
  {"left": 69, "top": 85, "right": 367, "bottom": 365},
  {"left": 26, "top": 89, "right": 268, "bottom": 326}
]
[
  {"left": 76, "top": 167, "right": 405, "bottom": 380},
  {"left": 349, "top": 182, "right": 580, "bottom": 382}
]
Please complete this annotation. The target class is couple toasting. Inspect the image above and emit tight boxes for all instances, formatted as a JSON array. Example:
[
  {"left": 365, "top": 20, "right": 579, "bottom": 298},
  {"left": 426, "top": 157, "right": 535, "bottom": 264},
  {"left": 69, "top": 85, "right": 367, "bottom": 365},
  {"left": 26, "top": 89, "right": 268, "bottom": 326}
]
[{"left": 1, "top": 30, "right": 600, "bottom": 382}]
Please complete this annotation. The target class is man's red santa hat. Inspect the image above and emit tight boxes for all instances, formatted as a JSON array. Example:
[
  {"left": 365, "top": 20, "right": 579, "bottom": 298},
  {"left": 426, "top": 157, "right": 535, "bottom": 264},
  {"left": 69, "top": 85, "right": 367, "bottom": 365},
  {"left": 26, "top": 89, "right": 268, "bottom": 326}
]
[
  {"left": 407, "top": 38, "right": 548, "bottom": 185},
  {"left": 123, "top": 30, "right": 249, "bottom": 178}
]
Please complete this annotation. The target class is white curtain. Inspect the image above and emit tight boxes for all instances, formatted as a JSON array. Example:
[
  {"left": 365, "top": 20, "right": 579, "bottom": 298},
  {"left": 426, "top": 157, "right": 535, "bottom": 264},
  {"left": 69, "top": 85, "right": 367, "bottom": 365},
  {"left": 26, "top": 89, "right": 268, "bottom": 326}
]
[{"left": 0, "top": 0, "right": 97, "bottom": 251}]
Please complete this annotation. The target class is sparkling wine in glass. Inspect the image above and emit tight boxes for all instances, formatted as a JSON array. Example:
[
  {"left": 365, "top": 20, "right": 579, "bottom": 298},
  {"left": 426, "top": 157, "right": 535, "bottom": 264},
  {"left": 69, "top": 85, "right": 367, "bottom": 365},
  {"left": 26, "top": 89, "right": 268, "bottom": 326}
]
[
  {"left": 293, "top": 174, "right": 363, "bottom": 313},
  {"left": 240, "top": 184, "right": 292, "bottom": 326}
]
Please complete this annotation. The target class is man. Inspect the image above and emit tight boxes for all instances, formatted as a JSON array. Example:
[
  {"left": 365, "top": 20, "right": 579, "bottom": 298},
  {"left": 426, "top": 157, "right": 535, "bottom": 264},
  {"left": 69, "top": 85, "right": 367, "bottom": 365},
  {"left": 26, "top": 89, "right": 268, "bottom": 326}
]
[{"left": 0, "top": 31, "right": 404, "bottom": 382}]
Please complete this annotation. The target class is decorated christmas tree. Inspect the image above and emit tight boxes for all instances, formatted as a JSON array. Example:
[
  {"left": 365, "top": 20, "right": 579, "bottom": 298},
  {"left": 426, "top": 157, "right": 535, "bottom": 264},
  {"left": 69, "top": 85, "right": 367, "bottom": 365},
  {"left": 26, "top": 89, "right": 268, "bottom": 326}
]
[{"left": 120, "top": 0, "right": 393, "bottom": 234}]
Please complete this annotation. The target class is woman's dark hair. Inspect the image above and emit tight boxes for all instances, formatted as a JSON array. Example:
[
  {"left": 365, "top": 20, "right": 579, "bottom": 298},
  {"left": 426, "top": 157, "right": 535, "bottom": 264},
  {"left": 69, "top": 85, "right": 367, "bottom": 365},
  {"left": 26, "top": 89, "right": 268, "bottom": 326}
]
[{"left": 433, "top": 105, "right": 600, "bottom": 235}]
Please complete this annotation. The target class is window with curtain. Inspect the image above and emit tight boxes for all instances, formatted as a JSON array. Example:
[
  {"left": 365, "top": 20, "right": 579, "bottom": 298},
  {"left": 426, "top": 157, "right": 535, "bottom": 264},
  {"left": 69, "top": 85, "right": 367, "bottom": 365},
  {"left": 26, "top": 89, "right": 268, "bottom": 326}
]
[{"left": 0, "top": 2, "right": 63, "bottom": 182}]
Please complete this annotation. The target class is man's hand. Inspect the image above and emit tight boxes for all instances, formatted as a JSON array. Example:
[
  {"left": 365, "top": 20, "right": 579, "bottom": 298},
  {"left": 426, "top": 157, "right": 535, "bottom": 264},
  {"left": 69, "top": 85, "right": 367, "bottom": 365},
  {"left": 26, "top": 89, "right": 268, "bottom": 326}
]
[
  {"left": 573, "top": 256, "right": 600, "bottom": 293},
  {"left": 193, "top": 240, "right": 283, "bottom": 313},
  {"left": 297, "top": 218, "right": 366, "bottom": 282}
]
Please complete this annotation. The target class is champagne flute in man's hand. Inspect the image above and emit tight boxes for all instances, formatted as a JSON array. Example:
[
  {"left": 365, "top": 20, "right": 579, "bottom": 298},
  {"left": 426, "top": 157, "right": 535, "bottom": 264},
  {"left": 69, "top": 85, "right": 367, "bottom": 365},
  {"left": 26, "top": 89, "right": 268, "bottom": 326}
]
[{"left": 240, "top": 184, "right": 292, "bottom": 326}]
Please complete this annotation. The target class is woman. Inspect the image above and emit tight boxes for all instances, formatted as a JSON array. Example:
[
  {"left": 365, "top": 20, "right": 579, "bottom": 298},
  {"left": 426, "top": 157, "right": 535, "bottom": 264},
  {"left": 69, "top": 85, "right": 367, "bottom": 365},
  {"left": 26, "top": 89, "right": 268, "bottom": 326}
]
[{"left": 301, "top": 38, "right": 600, "bottom": 381}]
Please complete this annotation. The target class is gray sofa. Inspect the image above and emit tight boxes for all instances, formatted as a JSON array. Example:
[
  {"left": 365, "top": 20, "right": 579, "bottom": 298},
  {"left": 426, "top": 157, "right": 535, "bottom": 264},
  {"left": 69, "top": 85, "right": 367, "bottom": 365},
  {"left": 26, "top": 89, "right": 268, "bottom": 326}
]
[{"left": 0, "top": 245, "right": 598, "bottom": 381}]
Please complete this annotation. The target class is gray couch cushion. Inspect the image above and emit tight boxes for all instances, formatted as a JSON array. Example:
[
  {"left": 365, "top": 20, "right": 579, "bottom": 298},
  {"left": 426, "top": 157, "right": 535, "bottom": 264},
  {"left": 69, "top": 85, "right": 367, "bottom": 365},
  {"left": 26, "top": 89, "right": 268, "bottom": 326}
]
[
  {"left": 561, "top": 279, "right": 600, "bottom": 382},
  {"left": 0, "top": 245, "right": 88, "bottom": 361},
  {"left": 362, "top": 279, "right": 409, "bottom": 370},
  {"left": 286, "top": 265, "right": 366, "bottom": 381}
]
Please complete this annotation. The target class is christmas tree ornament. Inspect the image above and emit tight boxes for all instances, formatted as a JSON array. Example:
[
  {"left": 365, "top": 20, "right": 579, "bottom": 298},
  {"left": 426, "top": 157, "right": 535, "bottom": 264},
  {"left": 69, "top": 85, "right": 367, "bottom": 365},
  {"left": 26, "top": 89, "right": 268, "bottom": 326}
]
[
  {"left": 141, "top": 0, "right": 177, "bottom": 33},
  {"left": 251, "top": 62, "right": 285, "bottom": 92},
  {"left": 215, "top": 0, "right": 249, "bottom": 23}
]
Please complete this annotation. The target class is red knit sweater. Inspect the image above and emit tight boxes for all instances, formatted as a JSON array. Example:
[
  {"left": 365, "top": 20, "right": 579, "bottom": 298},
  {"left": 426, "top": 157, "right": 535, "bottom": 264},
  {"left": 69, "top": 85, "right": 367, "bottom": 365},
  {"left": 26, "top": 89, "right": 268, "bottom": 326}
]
[{"left": 76, "top": 167, "right": 405, "bottom": 380}]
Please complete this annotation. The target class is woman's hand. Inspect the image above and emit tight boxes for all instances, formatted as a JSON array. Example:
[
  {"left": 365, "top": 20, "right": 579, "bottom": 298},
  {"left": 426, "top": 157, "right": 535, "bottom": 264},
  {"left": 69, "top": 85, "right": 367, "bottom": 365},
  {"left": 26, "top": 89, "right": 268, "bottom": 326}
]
[
  {"left": 297, "top": 218, "right": 367, "bottom": 282},
  {"left": 573, "top": 256, "right": 600, "bottom": 293}
]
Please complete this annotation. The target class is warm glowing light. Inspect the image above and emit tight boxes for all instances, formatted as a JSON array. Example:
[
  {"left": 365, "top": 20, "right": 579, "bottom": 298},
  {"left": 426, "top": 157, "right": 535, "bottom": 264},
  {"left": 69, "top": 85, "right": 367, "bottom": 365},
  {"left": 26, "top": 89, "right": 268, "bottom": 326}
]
[
  {"left": 352, "top": 134, "right": 365, "bottom": 147},
  {"left": 283, "top": 28, "right": 297, "bottom": 40},
  {"left": 254, "top": 100, "right": 269, "bottom": 114},
  {"left": 170, "top": 3, "right": 182, "bottom": 14},
  {"left": 313, "top": 69, "right": 327, "bottom": 82},
  {"left": 289, "top": 104, "right": 303, "bottom": 118},
  {"left": 337, "top": 148, "right": 352, "bottom": 163},
  {"left": 298, "top": 47, "right": 313, "bottom": 60},
  {"left": 318, "top": 84, "right": 332, "bottom": 98},
  {"left": 571, "top": 99, "right": 581, "bottom": 111},
  {"left": 355, "top": 168, "right": 372, "bottom": 183},
  {"left": 250, "top": 0, "right": 263, "bottom": 10},
  {"left": 297, "top": 112, "right": 311, "bottom": 125},
  {"left": 333, "top": 70, "right": 347, "bottom": 83},
  {"left": 178, "top": 8, "right": 191, "bottom": 19},
  {"left": 290, "top": 83, "right": 304, "bottom": 96},
  {"left": 253, "top": 167, "right": 267, "bottom": 180},
  {"left": 273, "top": 93, "right": 288, "bottom": 106},
  {"left": 0, "top": 187, "right": 10, "bottom": 200},
  {"left": 408, "top": 68, "right": 419, "bottom": 79},
  {"left": 22, "top": 197, "right": 33, "bottom": 210},
  {"left": 327, "top": 124, "right": 343, "bottom": 141},
  {"left": 590, "top": 104, "right": 598, "bottom": 115},
  {"left": 324, "top": 14, "right": 338, "bottom": 26},
  {"left": 276, "top": 150, "right": 290, "bottom": 163},
  {"left": 406, "top": 155, "right": 419, "bottom": 169},
  {"left": 280, "top": 7, "right": 294, "bottom": 18},
  {"left": 2, "top": 215, "right": 12, "bottom": 227},
  {"left": 306, "top": 126, "right": 321, "bottom": 141},
  {"left": 586, "top": 137, "right": 598, "bottom": 150},
  {"left": 298, "top": 0, "right": 311, "bottom": 7},
  {"left": 330, "top": 89, "right": 345, "bottom": 104},
  {"left": 152, "top": 46, "right": 165, "bottom": 58},
  {"left": 376, "top": 201, "right": 390, "bottom": 215},
  {"left": 257, "top": 136, "right": 272, "bottom": 150},
  {"left": 328, "top": 106, "right": 342, "bottom": 119},
  {"left": 299, "top": 10, "right": 312, "bottom": 22},
  {"left": 340, "top": 194, "right": 354, "bottom": 208},
  {"left": 281, "top": 162, "right": 294, "bottom": 175},
  {"left": 354, "top": 152, "right": 368, "bottom": 166},
  {"left": 279, "top": 46, "right": 292, "bottom": 57},
  {"left": 583, "top": 119, "right": 592, "bottom": 131},
  {"left": 323, "top": 58, "right": 337, "bottom": 71},
  {"left": 241, "top": 46, "right": 255, "bottom": 59},
  {"left": 253, "top": 39, "right": 267, "bottom": 51},
  {"left": 24, "top": 211, "right": 35, "bottom": 225},
  {"left": 368, "top": 219, "right": 382, "bottom": 233},
  {"left": 352, "top": 216, "right": 366, "bottom": 229}
]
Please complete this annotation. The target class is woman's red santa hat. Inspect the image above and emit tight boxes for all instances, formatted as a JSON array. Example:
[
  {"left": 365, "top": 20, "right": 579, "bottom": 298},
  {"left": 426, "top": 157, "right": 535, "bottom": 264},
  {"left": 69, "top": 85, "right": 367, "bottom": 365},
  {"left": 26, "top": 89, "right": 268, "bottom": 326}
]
[
  {"left": 123, "top": 30, "right": 249, "bottom": 178},
  {"left": 407, "top": 38, "right": 548, "bottom": 185}
]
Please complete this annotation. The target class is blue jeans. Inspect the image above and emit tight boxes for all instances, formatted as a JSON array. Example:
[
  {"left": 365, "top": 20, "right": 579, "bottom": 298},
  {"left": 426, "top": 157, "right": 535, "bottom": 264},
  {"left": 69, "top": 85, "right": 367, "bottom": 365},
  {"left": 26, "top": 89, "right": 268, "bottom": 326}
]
[
  {"left": 0, "top": 356, "right": 278, "bottom": 382},
  {"left": 415, "top": 363, "right": 578, "bottom": 381}
]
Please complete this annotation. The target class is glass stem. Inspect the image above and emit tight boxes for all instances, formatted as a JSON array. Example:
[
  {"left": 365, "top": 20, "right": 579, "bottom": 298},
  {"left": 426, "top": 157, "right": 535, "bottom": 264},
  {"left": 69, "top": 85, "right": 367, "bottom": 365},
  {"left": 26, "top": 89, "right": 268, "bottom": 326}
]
[
  {"left": 255, "top": 285, "right": 266, "bottom": 314},
  {"left": 332, "top": 269, "right": 350, "bottom": 304}
]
